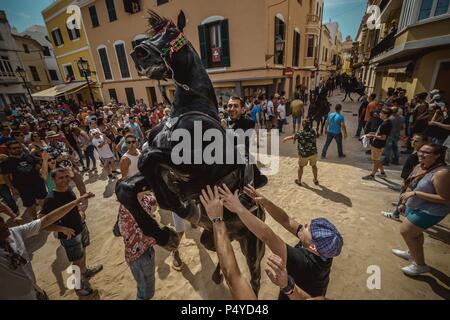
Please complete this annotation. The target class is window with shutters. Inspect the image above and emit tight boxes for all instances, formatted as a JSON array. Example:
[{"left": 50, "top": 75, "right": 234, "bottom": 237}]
[
  {"left": 114, "top": 42, "right": 131, "bottom": 78},
  {"left": 125, "top": 87, "right": 136, "bottom": 107},
  {"left": 66, "top": 25, "right": 80, "bottom": 41},
  {"left": 293, "top": 31, "right": 301, "bottom": 67},
  {"left": 307, "top": 35, "right": 315, "bottom": 57},
  {"left": 274, "top": 17, "right": 286, "bottom": 65},
  {"left": 198, "top": 19, "right": 230, "bottom": 68},
  {"left": 98, "top": 47, "right": 113, "bottom": 80},
  {"left": 123, "top": 0, "right": 141, "bottom": 14},
  {"left": 109, "top": 88, "right": 118, "bottom": 102},
  {"left": 51, "top": 28, "right": 64, "bottom": 46},
  {"left": 64, "top": 64, "right": 75, "bottom": 81},
  {"left": 0, "top": 57, "right": 15, "bottom": 77},
  {"left": 49, "top": 69, "right": 59, "bottom": 81},
  {"left": 42, "top": 46, "right": 51, "bottom": 56},
  {"left": 29, "top": 66, "right": 40, "bottom": 81},
  {"left": 106, "top": 0, "right": 117, "bottom": 22},
  {"left": 89, "top": 5, "right": 100, "bottom": 27}
]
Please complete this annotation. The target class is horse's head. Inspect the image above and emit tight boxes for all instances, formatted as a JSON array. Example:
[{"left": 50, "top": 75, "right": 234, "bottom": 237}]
[{"left": 131, "top": 10, "right": 187, "bottom": 80}]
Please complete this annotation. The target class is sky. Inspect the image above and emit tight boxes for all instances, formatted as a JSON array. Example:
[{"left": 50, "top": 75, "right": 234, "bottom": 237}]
[
  {"left": 324, "top": 0, "right": 368, "bottom": 39},
  {"left": 2, "top": 0, "right": 366, "bottom": 39}
]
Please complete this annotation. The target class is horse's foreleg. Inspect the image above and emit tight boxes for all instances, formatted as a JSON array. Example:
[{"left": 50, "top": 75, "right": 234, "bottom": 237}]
[
  {"left": 116, "top": 174, "right": 180, "bottom": 251},
  {"left": 238, "top": 231, "right": 265, "bottom": 296},
  {"left": 139, "top": 147, "right": 193, "bottom": 219}
]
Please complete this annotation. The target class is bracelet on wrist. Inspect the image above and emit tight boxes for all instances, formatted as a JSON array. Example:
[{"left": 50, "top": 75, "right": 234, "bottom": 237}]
[{"left": 210, "top": 216, "right": 224, "bottom": 223}]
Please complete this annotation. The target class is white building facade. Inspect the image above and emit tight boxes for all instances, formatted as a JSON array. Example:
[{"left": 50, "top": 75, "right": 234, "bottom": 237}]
[{"left": 0, "top": 10, "right": 29, "bottom": 110}]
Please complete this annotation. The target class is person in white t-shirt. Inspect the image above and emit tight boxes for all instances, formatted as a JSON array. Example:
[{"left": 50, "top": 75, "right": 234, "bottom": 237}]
[
  {"left": 277, "top": 96, "right": 287, "bottom": 134},
  {"left": 91, "top": 129, "right": 118, "bottom": 180},
  {"left": 0, "top": 192, "right": 94, "bottom": 300}
]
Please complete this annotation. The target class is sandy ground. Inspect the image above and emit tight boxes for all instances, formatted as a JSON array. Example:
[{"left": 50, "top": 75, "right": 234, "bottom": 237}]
[{"left": 25, "top": 92, "right": 450, "bottom": 300}]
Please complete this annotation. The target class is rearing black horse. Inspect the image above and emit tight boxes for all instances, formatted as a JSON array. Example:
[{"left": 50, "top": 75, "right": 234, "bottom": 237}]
[{"left": 115, "top": 11, "right": 266, "bottom": 294}]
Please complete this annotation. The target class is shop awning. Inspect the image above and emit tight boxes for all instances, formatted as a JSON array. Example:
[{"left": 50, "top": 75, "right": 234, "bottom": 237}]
[
  {"left": 32, "top": 81, "right": 91, "bottom": 101},
  {"left": 376, "top": 60, "right": 414, "bottom": 74}
]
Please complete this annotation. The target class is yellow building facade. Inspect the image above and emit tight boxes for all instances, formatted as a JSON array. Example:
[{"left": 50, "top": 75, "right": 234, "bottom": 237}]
[
  {"left": 362, "top": 0, "right": 450, "bottom": 100},
  {"left": 73, "top": 0, "right": 324, "bottom": 107},
  {"left": 42, "top": 0, "right": 103, "bottom": 103}
]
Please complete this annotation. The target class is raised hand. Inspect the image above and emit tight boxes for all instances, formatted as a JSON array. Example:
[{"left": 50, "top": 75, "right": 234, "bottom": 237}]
[
  {"left": 265, "top": 254, "right": 288, "bottom": 288},
  {"left": 199, "top": 185, "right": 223, "bottom": 220},
  {"left": 218, "top": 184, "right": 245, "bottom": 214},
  {"left": 243, "top": 184, "right": 266, "bottom": 205}
]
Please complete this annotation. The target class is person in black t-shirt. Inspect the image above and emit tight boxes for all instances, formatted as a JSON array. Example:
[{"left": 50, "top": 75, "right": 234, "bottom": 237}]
[
  {"left": 363, "top": 108, "right": 392, "bottom": 180},
  {"left": 1, "top": 141, "right": 47, "bottom": 219},
  {"left": 39, "top": 167, "right": 102, "bottom": 297},
  {"left": 218, "top": 184, "right": 343, "bottom": 299}
]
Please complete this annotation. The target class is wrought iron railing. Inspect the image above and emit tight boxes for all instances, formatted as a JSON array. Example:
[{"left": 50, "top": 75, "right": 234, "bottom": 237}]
[{"left": 370, "top": 30, "right": 396, "bottom": 59}]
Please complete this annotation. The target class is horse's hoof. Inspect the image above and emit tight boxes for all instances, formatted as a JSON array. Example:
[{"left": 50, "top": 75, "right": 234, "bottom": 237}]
[
  {"left": 159, "top": 226, "right": 181, "bottom": 252},
  {"left": 212, "top": 270, "right": 223, "bottom": 285},
  {"left": 254, "top": 174, "right": 268, "bottom": 189}
]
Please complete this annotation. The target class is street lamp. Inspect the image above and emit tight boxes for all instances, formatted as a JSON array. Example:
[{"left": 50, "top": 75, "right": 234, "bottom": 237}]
[
  {"left": 77, "top": 57, "right": 96, "bottom": 109},
  {"left": 15, "top": 66, "right": 36, "bottom": 109},
  {"left": 275, "top": 36, "right": 285, "bottom": 53}
]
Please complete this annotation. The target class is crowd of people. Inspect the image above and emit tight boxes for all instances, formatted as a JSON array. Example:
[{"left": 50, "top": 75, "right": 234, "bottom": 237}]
[{"left": 0, "top": 79, "right": 448, "bottom": 300}]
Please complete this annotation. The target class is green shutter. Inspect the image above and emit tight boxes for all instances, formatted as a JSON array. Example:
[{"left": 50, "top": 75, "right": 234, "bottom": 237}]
[
  {"left": 198, "top": 24, "right": 209, "bottom": 67},
  {"left": 220, "top": 19, "right": 230, "bottom": 67}
]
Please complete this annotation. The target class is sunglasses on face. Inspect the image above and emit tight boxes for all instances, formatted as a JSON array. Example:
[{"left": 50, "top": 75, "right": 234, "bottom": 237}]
[{"left": 126, "top": 140, "right": 137, "bottom": 145}]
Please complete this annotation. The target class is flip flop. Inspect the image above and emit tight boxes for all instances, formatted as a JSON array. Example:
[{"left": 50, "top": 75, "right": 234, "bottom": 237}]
[{"left": 294, "top": 179, "right": 303, "bottom": 187}]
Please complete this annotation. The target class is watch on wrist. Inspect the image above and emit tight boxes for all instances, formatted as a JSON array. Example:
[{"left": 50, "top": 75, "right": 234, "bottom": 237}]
[
  {"left": 281, "top": 275, "right": 295, "bottom": 295},
  {"left": 210, "top": 216, "right": 224, "bottom": 223}
]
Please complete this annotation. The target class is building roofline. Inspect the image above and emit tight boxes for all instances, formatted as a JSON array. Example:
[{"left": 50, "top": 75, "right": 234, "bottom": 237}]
[
  {"left": 12, "top": 34, "right": 44, "bottom": 49},
  {"left": 42, "top": 0, "right": 64, "bottom": 15}
]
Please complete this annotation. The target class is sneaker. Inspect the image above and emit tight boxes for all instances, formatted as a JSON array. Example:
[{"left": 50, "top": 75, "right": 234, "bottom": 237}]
[
  {"left": 362, "top": 174, "right": 375, "bottom": 180},
  {"left": 383, "top": 211, "right": 400, "bottom": 220},
  {"left": 401, "top": 261, "right": 430, "bottom": 276},
  {"left": 391, "top": 249, "right": 411, "bottom": 260},
  {"left": 378, "top": 172, "right": 387, "bottom": 177},
  {"left": 339, "top": 154, "right": 346, "bottom": 158},
  {"left": 171, "top": 250, "right": 183, "bottom": 271},
  {"left": 83, "top": 265, "right": 103, "bottom": 279},
  {"left": 112, "top": 170, "right": 120, "bottom": 175}
]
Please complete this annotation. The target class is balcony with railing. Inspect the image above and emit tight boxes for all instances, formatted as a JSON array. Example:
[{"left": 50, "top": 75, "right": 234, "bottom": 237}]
[{"left": 369, "top": 30, "right": 396, "bottom": 59}]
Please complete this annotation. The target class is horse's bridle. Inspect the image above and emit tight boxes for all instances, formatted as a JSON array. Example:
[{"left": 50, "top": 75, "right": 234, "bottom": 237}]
[{"left": 138, "top": 24, "right": 215, "bottom": 106}]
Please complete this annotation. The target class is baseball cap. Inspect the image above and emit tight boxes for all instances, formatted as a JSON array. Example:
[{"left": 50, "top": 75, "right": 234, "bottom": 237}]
[{"left": 310, "top": 218, "right": 343, "bottom": 259}]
